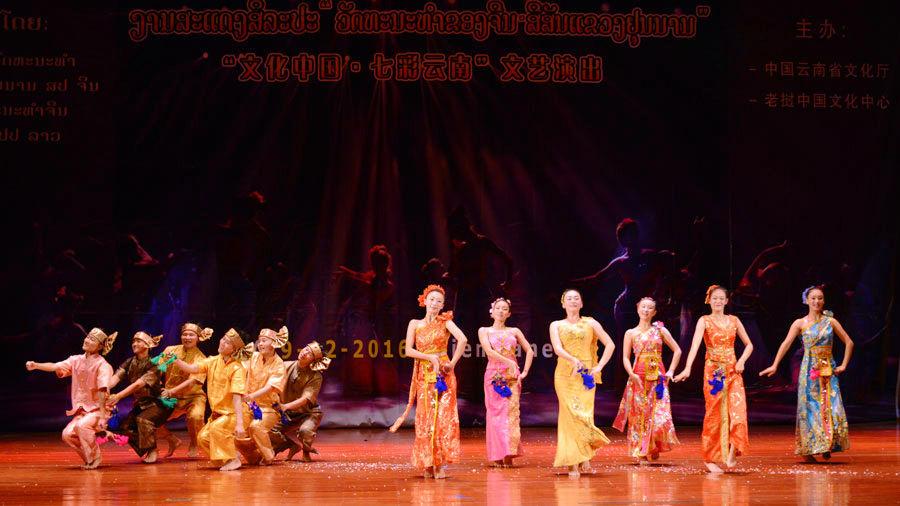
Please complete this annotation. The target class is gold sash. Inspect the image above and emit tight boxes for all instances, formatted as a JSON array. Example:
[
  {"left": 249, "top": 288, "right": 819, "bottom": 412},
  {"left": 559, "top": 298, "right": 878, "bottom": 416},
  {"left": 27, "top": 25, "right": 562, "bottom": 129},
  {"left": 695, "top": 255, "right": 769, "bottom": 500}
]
[
  {"left": 811, "top": 345, "right": 833, "bottom": 377},
  {"left": 640, "top": 352, "right": 662, "bottom": 381}
]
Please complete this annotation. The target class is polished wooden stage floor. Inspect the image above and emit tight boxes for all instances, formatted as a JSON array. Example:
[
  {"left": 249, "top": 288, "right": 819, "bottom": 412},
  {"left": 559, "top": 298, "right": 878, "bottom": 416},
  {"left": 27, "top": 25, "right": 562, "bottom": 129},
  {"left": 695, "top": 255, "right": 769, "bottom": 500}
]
[{"left": 1, "top": 424, "right": 898, "bottom": 504}]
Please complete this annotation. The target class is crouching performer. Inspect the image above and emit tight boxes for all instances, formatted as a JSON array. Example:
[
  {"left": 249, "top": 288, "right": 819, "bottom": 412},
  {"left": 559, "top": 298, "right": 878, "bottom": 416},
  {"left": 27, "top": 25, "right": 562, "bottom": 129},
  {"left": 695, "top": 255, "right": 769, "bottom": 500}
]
[
  {"left": 164, "top": 328, "right": 250, "bottom": 471},
  {"left": 269, "top": 341, "right": 330, "bottom": 461}
]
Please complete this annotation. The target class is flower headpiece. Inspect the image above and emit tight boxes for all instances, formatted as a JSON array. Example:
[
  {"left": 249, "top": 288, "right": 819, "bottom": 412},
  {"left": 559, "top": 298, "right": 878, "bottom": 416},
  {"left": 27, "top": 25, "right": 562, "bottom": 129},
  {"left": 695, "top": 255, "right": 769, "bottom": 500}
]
[
  {"left": 489, "top": 297, "right": 511, "bottom": 315},
  {"left": 258, "top": 326, "right": 289, "bottom": 348},
  {"left": 704, "top": 285, "right": 728, "bottom": 305},
  {"left": 133, "top": 331, "right": 163, "bottom": 349},
  {"left": 638, "top": 296, "right": 656, "bottom": 306},
  {"left": 181, "top": 322, "right": 213, "bottom": 341},
  {"left": 417, "top": 284, "right": 446, "bottom": 307},
  {"left": 801, "top": 285, "right": 822, "bottom": 305},
  {"left": 87, "top": 328, "right": 118, "bottom": 356}
]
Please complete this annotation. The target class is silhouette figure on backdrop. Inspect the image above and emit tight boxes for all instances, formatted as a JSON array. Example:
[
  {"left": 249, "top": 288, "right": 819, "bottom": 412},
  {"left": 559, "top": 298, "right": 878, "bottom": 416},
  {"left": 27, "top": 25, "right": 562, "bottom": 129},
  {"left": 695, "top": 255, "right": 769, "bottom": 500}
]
[
  {"left": 334, "top": 245, "right": 400, "bottom": 396},
  {"left": 443, "top": 206, "right": 514, "bottom": 405},
  {"left": 214, "top": 192, "right": 271, "bottom": 332},
  {"left": 571, "top": 218, "right": 676, "bottom": 393}
]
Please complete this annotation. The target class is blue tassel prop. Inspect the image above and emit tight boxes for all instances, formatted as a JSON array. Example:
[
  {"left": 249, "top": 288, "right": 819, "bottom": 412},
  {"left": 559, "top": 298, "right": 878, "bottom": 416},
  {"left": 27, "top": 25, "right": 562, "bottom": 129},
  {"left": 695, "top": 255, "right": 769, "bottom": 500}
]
[
  {"left": 249, "top": 401, "right": 263, "bottom": 420},
  {"left": 577, "top": 366, "right": 596, "bottom": 390},
  {"left": 491, "top": 375, "right": 513, "bottom": 398},
  {"left": 654, "top": 380, "right": 665, "bottom": 399},
  {"left": 273, "top": 403, "right": 291, "bottom": 425},
  {"left": 708, "top": 369, "right": 725, "bottom": 396},
  {"left": 107, "top": 407, "right": 120, "bottom": 431},
  {"left": 435, "top": 375, "right": 448, "bottom": 394}
]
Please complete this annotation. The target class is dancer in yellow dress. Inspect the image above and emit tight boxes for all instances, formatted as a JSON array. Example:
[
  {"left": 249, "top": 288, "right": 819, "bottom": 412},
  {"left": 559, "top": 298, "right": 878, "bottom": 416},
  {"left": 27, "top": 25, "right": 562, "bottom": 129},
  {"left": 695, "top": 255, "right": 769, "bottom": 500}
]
[{"left": 550, "top": 289, "right": 615, "bottom": 477}]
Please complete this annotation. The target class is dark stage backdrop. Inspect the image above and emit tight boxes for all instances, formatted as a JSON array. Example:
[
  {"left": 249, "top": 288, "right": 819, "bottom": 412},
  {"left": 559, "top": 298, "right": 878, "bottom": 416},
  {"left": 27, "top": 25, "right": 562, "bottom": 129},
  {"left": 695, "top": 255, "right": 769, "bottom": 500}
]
[{"left": 2, "top": 0, "right": 897, "bottom": 431}]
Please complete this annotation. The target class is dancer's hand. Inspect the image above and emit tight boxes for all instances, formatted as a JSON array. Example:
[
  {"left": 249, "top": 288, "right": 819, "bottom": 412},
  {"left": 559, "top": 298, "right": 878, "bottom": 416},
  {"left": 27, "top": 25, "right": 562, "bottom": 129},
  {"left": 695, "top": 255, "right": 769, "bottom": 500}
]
[
  {"left": 758, "top": 365, "right": 777, "bottom": 377},
  {"left": 589, "top": 365, "right": 603, "bottom": 380},
  {"left": 25, "top": 361, "right": 36, "bottom": 371},
  {"left": 734, "top": 361, "right": 745, "bottom": 374},
  {"left": 834, "top": 365, "right": 846, "bottom": 375},
  {"left": 664, "top": 370, "right": 674, "bottom": 383},
  {"left": 518, "top": 370, "right": 529, "bottom": 382},
  {"left": 440, "top": 361, "right": 454, "bottom": 375},
  {"left": 674, "top": 370, "right": 689, "bottom": 382},
  {"left": 428, "top": 356, "right": 441, "bottom": 373},
  {"left": 235, "top": 427, "right": 247, "bottom": 439},
  {"left": 106, "top": 393, "right": 119, "bottom": 406},
  {"left": 629, "top": 373, "right": 643, "bottom": 390},
  {"left": 569, "top": 358, "right": 583, "bottom": 376}
]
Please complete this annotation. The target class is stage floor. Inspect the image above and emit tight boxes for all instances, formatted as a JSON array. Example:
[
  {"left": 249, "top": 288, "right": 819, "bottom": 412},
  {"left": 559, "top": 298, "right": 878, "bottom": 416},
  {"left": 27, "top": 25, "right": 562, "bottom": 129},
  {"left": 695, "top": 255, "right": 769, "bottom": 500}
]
[{"left": 1, "top": 424, "right": 898, "bottom": 504}]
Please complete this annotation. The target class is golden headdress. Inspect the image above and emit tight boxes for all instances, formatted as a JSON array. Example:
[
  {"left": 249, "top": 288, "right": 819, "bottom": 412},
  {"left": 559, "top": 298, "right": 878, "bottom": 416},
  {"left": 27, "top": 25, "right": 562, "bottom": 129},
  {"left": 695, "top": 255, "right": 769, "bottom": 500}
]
[
  {"left": 87, "top": 327, "right": 118, "bottom": 356},
  {"left": 133, "top": 331, "right": 163, "bottom": 349},
  {"left": 302, "top": 341, "right": 331, "bottom": 372},
  {"left": 181, "top": 322, "right": 213, "bottom": 341},
  {"left": 258, "top": 326, "right": 289, "bottom": 349},
  {"left": 224, "top": 328, "right": 253, "bottom": 361}
]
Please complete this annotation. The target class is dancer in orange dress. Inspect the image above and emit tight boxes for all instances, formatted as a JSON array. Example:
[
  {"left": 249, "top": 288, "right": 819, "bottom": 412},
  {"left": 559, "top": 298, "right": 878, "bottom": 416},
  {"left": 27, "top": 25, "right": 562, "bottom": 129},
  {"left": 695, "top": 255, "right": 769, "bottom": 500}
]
[
  {"left": 674, "top": 285, "right": 752, "bottom": 473},
  {"left": 390, "top": 285, "right": 468, "bottom": 479}
]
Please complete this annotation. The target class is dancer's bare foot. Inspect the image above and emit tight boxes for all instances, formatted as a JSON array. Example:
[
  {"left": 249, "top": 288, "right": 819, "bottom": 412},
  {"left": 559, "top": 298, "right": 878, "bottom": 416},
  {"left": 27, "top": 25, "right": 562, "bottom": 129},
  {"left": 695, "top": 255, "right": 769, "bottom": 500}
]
[
  {"left": 725, "top": 446, "right": 737, "bottom": 468},
  {"left": 822, "top": 452, "right": 831, "bottom": 460},
  {"left": 579, "top": 460, "right": 592, "bottom": 473},
  {"left": 434, "top": 467, "right": 447, "bottom": 479},
  {"left": 82, "top": 455, "right": 103, "bottom": 470},
  {"left": 649, "top": 452, "right": 660, "bottom": 461},
  {"left": 803, "top": 455, "right": 817, "bottom": 463},
  {"left": 187, "top": 445, "right": 198, "bottom": 458},
  {"left": 260, "top": 457, "right": 274, "bottom": 466},
  {"left": 502, "top": 456, "right": 514, "bottom": 467},
  {"left": 219, "top": 458, "right": 242, "bottom": 471},
  {"left": 567, "top": 465, "right": 580, "bottom": 477},
  {"left": 705, "top": 462, "right": 724, "bottom": 473},
  {"left": 300, "top": 451, "right": 313, "bottom": 462},
  {"left": 285, "top": 446, "right": 300, "bottom": 461},
  {"left": 424, "top": 466, "right": 435, "bottom": 479},
  {"left": 165, "top": 435, "right": 181, "bottom": 457},
  {"left": 142, "top": 448, "right": 158, "bottom": 464},
  {"left": 489, "top": 460, "right": 503, "bottom": 468},
  {"left": 638, "top": 457, "right": 649, "bottom": 466}
]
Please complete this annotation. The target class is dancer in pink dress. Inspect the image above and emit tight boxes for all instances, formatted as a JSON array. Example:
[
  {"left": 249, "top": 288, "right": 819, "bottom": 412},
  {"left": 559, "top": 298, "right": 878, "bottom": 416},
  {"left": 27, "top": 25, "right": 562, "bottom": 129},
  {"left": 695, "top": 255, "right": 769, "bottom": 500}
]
[{"left": 479, "top": 298, "right": 534, "bottom": 467}]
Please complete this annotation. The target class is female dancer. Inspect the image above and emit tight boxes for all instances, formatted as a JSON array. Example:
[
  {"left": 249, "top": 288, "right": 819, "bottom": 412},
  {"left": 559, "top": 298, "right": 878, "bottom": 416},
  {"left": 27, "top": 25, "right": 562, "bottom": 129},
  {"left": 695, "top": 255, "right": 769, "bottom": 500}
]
[
  {"left": 759, "top": 285, "right": 852, "bottom": 461},
  {"left": 674, "top": 285, "right": 752, "bottom": 473},
  {"left": 613, "top": 297, "right": 681, "bottom": 463},
  {"left": 550, "top": 289, "right": 615, "bottom": 477},
  {"left": 390, "top": 285, "right": 467, "bottom": 479},
  {"left": 479, "top": 297, "right": 534, "bottom": 467}
]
